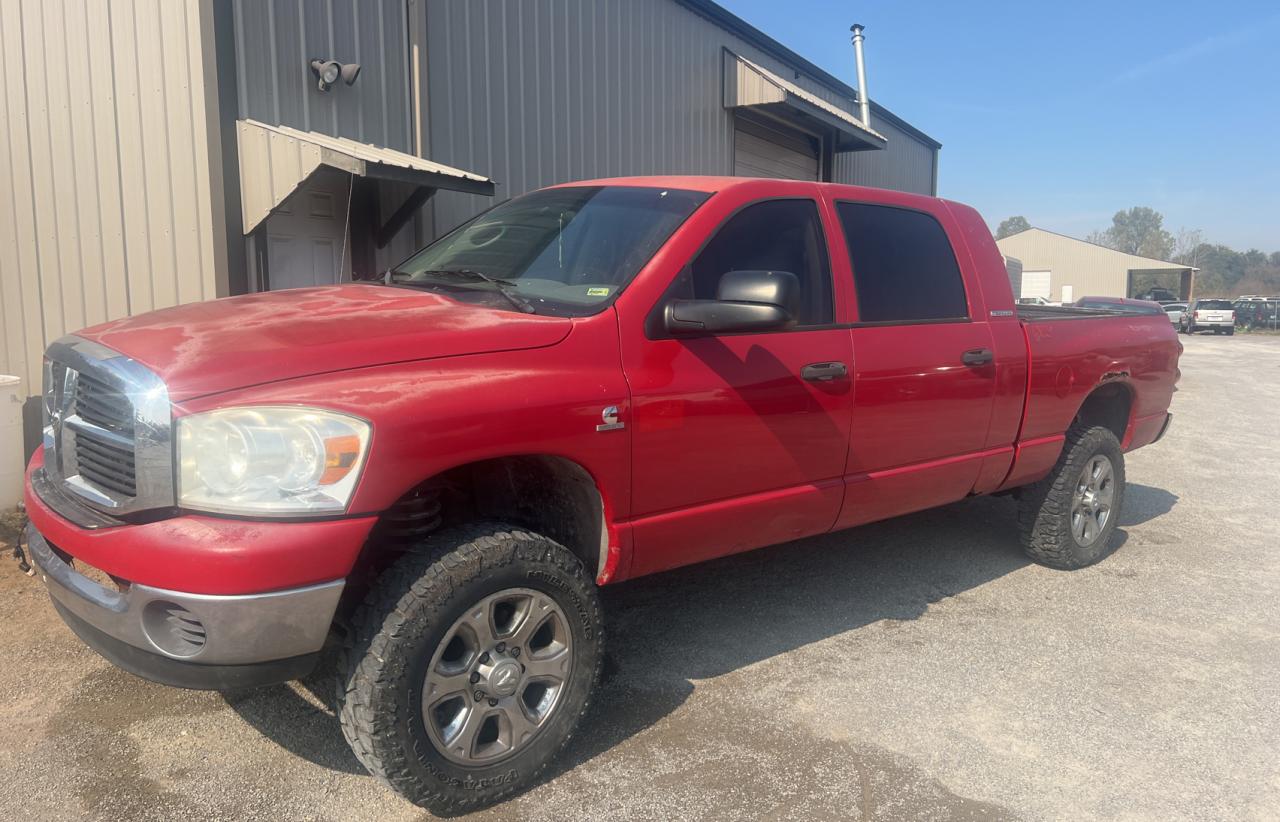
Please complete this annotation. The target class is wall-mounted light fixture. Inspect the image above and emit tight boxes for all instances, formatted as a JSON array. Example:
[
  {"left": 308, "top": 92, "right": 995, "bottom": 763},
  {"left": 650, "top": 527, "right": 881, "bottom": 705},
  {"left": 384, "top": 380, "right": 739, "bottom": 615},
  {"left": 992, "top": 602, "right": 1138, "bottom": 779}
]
[{"left": 309, "top": 58, "right": 361, "bottom": 92}]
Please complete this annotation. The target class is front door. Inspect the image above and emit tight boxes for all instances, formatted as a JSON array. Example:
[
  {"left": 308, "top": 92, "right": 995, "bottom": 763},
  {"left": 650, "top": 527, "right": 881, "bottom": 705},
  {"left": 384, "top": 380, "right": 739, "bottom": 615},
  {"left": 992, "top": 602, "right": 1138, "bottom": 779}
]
[
  {"left": 623, "top": 196, "right": 854, "bottom": 577},
  {"left": 263, "top": 170, "right": 352, "bottom": 290}
]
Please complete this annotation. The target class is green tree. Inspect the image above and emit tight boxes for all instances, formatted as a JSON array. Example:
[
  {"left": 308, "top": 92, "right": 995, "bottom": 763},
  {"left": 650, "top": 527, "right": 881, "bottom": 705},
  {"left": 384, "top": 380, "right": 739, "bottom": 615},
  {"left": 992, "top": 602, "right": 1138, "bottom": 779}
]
[
  {"left": 995, "top": 215, "right": 1031, "bottom": 240},
  {"left": 1102, "top": 207, "right": 1174, "bottom": 259}
]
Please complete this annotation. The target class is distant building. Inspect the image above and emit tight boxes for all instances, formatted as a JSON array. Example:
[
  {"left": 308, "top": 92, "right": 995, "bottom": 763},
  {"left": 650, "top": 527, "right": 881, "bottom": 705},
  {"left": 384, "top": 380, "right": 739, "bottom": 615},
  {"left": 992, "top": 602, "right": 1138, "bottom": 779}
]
[{"left": 997, "top": 228, "right": 1196, "bottom": 303}]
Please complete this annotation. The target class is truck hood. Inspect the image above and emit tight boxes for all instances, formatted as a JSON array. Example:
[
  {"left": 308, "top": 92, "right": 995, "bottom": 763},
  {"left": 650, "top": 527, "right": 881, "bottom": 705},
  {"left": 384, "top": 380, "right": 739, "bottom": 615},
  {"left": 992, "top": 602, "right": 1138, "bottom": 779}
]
[{"left": 76, "top": 284, "right": 573, "bottom": 402}]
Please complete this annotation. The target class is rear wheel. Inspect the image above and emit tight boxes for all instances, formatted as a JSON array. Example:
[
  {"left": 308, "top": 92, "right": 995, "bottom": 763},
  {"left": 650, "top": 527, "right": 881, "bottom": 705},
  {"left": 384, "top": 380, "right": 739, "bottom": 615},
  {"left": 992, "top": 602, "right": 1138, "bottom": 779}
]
[
  {"left": 1018, "top": 425, "right": 1126, "bottom": 569},
  {"left": 337, "top": 523, "right": 603, "bottom": 814}
]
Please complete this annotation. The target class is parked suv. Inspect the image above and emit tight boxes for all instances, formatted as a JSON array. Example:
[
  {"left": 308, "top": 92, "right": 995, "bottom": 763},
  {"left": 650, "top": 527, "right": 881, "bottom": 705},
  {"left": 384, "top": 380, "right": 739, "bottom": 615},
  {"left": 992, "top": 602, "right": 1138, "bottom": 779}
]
[
  {"left": 1180, "top": 299, "right": 1236, "bottom": 334},
  {"left": 1233, "top": 298, "right": 1280, "bottom": 331}
]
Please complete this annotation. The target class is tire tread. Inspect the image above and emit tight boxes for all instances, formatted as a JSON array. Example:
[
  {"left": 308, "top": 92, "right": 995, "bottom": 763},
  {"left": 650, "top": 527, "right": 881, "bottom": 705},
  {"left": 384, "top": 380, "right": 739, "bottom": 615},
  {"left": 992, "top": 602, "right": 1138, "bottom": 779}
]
[
  {"left": 1018, "top": 425, "right": 1125, "bottom": 570},
  {"left": 336, "top": 522, "right": 602, "bottom": 813}
]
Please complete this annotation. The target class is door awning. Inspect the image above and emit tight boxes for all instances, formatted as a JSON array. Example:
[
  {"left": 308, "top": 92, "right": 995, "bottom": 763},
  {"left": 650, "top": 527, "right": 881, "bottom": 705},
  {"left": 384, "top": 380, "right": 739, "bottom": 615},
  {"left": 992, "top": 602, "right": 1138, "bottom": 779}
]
[
  {"left": 236, "top": 119, "right": 495, "bottom": 233},
  {"left": 723, "top": 51, "right": 887, "bottom": 152}
]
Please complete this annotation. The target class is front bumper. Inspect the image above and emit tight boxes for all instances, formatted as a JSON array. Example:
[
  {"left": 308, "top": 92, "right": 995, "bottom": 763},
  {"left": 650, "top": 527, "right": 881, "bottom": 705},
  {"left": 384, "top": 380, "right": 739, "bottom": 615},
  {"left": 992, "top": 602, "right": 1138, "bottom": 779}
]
[{"left": 27, "top": 523, "right": 344, "bottom": 690}]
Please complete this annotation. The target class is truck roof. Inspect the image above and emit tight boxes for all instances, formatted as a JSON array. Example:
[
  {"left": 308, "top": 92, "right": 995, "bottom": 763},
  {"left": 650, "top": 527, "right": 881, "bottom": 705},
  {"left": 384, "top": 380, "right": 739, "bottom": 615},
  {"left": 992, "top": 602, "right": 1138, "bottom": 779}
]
[{"left": 551, "top": 174, "right": 946, "bottom": 208}]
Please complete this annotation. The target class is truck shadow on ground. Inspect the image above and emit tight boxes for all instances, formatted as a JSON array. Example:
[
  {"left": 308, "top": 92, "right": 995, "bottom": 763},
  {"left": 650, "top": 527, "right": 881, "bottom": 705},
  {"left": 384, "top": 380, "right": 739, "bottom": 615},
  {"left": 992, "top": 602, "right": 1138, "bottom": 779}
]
[{"left": 225, "top": 484, "right": 1178, "bottom": 793}]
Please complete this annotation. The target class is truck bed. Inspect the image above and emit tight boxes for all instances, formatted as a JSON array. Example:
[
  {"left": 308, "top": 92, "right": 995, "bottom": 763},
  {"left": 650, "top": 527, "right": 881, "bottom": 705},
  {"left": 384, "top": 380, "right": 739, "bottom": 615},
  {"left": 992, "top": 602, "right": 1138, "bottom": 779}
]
[
  {"left": 1017, "top": 304, "right": 1146, "bottom": 321},
  {"left": 997, "top": 309, "right": 1180, "bottom": 491}
]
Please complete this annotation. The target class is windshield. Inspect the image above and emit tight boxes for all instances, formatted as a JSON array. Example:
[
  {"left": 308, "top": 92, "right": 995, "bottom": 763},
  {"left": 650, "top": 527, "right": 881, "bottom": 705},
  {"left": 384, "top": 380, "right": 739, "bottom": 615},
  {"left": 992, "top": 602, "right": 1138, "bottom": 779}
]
[{"left": 391, "top": 185, "right": 709, "bottom": 316}]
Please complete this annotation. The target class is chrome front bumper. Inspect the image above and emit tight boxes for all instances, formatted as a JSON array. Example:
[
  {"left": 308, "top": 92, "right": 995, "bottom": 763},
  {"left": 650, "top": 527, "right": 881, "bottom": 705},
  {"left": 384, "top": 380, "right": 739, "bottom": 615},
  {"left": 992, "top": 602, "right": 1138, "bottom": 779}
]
[{"left": 27, "top": 523, "right": 344, "bottom": 689}]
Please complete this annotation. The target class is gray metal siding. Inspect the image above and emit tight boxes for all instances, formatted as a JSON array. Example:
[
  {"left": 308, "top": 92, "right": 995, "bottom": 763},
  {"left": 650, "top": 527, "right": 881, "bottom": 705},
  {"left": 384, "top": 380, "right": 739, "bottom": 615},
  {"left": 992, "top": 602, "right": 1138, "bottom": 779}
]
[
  {"left": 232, "top": 0, "right": 412, "bottom": 152},
  {"left": 833, "top": 114, "right": 936, "bottom": 195},
  {"left": 422, "top": 0, "right": 936, "bottom": 235}
]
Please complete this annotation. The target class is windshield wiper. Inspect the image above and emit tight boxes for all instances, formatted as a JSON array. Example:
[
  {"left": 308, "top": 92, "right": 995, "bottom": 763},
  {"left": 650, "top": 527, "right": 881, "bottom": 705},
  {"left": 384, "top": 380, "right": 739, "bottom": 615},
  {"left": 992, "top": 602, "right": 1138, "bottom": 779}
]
[{"left": 389, "top": 268, "right": 536, "bottom": 314}]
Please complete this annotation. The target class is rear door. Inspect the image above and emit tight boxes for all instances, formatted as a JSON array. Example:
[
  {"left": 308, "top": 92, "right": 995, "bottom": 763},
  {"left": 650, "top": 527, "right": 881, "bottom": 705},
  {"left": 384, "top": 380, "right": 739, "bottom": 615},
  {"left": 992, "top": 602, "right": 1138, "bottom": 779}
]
[{"left": 826, "top": 198, "right": 999, "bottom": 528}]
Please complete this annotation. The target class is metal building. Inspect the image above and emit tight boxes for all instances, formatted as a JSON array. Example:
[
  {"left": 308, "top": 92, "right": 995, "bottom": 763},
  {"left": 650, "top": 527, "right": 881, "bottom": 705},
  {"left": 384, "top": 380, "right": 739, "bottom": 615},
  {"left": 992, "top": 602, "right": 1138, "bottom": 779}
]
[
  {"left": 1, "top": 0, "right": 941, "bottom": 485},
  {"left": 997, "top": 228, "right": 1196, "bottom": 304}
]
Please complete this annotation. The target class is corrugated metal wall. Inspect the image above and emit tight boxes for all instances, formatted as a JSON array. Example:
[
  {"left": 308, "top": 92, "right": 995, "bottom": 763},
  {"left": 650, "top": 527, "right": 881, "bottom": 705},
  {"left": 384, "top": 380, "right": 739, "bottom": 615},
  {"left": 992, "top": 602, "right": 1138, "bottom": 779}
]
[
  {"left": 0, "top": 0, "right": 222, "bottom": 392},
  {"left": 232, "top": 0, "right": 412, "bottom": 152},
  {"left": 996, "top": 229, "right": 1190, "bottom": 299},
  {"left": 834, "top": 114, "right": 936, "bottom": 195},
  {"left": 422, "top": 0, "right": 938, "bottom": 236}
]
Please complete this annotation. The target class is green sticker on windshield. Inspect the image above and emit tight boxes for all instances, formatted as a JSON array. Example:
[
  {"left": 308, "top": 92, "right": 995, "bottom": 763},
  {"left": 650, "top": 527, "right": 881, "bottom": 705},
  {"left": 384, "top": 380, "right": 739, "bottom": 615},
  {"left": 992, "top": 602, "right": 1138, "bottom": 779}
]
[{"left": 586, "top": 287, "right": 611, "bottom": 296}]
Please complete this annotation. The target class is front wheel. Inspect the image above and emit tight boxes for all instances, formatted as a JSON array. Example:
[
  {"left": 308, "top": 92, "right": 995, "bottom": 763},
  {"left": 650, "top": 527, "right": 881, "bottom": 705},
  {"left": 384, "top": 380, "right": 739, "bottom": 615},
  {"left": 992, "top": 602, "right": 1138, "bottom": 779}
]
[
  {"left": 337, "top": 523, "right": 603, "bottom": 814},
  {"left": 1018, "top": 426, "right": 1126, "bottom": 569}
]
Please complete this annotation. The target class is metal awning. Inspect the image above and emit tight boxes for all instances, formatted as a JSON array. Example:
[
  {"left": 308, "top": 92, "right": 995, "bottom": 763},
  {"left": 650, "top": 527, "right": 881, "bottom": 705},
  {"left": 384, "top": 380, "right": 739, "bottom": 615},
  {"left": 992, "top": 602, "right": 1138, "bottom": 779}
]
[
  {"left": 236, "top": 119, "right": 495, "bottom": 233},
  {"left": 723, "top": 51, "right": 887, "bottom": 152}
]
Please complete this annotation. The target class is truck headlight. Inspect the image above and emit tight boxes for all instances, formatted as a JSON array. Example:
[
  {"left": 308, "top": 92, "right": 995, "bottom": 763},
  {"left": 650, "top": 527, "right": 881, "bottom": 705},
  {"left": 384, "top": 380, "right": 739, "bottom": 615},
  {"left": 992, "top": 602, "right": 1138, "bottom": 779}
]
[{"left": 177, "top": 407, "right": 371, "bottom": 516}]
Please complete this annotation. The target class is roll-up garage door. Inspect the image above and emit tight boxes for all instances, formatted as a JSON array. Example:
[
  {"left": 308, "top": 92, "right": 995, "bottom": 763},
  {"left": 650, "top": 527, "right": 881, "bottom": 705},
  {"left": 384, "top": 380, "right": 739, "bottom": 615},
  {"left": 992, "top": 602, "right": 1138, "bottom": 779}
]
[
  {"left": 1021, "top": 270, "right": 1052, "bottom": 300},
  {"left": 733, "top": 115, "right": 820, "bottom": 181}
]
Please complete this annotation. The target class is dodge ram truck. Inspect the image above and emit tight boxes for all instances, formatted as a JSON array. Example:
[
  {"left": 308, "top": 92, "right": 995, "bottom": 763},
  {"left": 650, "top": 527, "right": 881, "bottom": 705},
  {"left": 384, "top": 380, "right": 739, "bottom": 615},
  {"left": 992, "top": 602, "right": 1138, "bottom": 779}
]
[{"left": 23, "top": 177, "right": 1180, "bottom": 812}]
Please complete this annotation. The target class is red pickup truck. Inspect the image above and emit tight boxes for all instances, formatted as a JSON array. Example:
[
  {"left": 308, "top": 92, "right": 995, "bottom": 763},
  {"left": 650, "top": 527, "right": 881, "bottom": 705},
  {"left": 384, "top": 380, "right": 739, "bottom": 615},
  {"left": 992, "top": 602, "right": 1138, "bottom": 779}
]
[{"left": 24, "top": 177, "right": 1179, "bottom": 811}]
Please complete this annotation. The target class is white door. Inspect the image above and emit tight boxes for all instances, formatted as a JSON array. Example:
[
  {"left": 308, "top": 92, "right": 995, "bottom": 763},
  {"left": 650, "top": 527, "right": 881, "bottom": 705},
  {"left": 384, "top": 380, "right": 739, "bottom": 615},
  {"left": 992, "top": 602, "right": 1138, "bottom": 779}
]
[
  {"left": 1060, "top": 285, "right": 1074, "bottom": 304},
  {"left": 1021, "top": 270, "right": 1051, "bottom": 300},
  {"left": 264, "top": 170, "right": 352, "bottom": 290}
]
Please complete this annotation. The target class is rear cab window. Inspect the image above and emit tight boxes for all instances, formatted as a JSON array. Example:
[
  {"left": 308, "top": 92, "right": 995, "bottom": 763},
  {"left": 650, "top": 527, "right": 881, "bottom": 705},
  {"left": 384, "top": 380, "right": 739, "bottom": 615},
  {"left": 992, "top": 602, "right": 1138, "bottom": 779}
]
[{"left": 833, "top": 202, "right": 968, "bottom": 324}]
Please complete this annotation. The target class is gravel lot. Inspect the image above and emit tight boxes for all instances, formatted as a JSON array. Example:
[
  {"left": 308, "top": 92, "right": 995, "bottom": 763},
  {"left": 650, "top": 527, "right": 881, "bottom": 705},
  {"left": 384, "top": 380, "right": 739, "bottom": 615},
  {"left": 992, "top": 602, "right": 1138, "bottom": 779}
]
[{"left": 2, "top": 332, "right": 1278, "bottom": 822}]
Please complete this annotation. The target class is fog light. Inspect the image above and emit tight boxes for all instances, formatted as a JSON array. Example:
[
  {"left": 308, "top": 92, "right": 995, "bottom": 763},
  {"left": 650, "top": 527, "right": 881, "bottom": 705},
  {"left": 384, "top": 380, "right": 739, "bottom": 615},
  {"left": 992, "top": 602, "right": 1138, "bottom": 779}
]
[{"left": 141, "top": 600, "right": 207, "bottom": 658}]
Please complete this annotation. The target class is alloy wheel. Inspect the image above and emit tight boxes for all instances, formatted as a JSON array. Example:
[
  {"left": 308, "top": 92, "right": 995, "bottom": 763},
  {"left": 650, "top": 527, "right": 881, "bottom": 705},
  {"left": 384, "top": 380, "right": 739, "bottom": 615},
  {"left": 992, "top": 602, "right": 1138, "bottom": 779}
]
[
  {"left": 1071, "top": 454, "right": 1115, "bottom": 547},
  {"left": 421, "top": 588, "right": 573, "bottom": 765}
]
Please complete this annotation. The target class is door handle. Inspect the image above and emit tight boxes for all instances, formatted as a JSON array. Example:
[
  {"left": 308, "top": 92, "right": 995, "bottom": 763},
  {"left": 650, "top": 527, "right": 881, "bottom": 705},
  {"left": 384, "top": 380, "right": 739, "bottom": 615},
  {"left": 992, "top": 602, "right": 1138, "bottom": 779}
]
[
  {"left": 961, "top": 348, "right": 994, "bottom": 367},
  {"left": 801, "top": 361, "right": 849, "bottom": 382}
]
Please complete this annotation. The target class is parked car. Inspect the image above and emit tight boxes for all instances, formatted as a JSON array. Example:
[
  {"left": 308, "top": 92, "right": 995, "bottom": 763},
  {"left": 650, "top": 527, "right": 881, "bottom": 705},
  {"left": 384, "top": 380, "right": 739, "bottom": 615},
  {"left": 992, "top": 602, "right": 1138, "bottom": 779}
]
[
  {"left": 1018, "top": 296, "right": 1052, "bottom": 306},
  {"left": 21, "top": 177, "right": 1181, "bottom": 813},
  {"left": 1163, "top": 303, "right": 1188, "bottom": 325},
  {"left": 1180, "top": 299, "right": 1236, "bottom": 334},
  {"left": 1074, "top": 296, "right": 1164, "bottom": 315},
  {"left": 1134, "top": 287, "right": 1179, "bottom": 303},
  {"left": 1233, "top": 298, "right": 1280, "bottom": 330}
]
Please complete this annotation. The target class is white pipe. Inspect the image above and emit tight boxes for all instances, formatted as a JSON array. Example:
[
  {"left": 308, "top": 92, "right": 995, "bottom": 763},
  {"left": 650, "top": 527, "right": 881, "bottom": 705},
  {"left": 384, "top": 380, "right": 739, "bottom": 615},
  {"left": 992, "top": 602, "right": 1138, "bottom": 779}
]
[{"left": 850, "top": 24, "right": 871, "bottom": 128}]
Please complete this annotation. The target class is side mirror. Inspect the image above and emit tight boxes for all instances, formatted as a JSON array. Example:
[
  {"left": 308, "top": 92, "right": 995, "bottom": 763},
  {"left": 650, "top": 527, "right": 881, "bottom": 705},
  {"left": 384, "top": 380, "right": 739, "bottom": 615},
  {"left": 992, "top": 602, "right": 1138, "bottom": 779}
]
[{"left": 663, "top": 270, "right": 800, "bottom": 336}]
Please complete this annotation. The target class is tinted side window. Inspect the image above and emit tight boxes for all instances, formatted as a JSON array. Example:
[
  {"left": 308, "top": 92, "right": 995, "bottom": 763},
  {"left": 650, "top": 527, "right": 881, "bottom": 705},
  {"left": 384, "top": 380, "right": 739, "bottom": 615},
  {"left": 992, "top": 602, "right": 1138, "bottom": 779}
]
[
  {"left": 835, "top": 202, "right": 968, "bottom": 323},
  {"left": 689, "top": 199, "right": 833, "bottom": 326}
]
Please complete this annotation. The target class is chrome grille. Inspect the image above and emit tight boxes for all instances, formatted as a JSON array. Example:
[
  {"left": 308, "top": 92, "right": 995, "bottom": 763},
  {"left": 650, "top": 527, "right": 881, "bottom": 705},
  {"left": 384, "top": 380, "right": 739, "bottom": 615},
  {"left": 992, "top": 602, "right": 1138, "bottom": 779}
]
[
  {"left": 74, "top": 434, "right": 137, "bottom": 496},
  {"left": 75, "top": 372, "right": 134, "bottom": 433},
  {"left": 41, "top": 336, "right": 173, "bottom": 516}
]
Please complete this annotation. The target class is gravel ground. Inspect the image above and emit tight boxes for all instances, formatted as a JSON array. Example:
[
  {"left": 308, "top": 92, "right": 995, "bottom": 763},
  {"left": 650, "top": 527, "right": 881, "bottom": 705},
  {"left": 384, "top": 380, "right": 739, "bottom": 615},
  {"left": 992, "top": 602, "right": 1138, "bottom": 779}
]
[{"left": 2, "top": 331, "right": 1277, "bottom": 821}]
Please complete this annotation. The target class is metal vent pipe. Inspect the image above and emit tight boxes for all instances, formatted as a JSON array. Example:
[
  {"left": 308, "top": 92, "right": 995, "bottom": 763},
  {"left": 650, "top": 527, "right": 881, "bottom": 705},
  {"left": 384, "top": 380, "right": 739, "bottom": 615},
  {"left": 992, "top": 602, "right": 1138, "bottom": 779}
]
[{"left": 850, "top": 23, "right": 871, "bottom": 127}]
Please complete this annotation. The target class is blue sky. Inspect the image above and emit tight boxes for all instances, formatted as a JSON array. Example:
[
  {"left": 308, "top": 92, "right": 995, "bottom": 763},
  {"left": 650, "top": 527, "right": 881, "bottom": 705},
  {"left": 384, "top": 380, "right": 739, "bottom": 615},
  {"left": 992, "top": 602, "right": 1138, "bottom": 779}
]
[{"left": 719, "top": 0, "right": 1280, "bottom": 251}]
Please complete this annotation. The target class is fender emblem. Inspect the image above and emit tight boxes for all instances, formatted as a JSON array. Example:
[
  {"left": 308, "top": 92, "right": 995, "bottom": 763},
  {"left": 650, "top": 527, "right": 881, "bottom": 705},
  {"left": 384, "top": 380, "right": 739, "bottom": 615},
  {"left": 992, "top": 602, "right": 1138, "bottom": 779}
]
[{"left": 596, "top": 405, "right": 625, "bottom": 432}]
